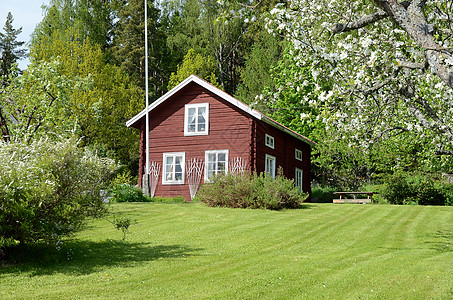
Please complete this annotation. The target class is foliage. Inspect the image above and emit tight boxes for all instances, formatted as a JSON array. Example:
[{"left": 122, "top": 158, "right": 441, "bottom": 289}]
[
  {"left": 32, "top": 0, "right": 119, "bottom": 53},
  {"left": 310, "top": 184, "right": 336, "bottom": 203},
  {"left": 110, "top": 169, "right": 135, "bottom": 187},
  {"left": 112, "top": 216, "right": 134, "bottom": 241},
  {"left": 0, "top": 136, "right": 116, "bottom": 248},
  {"left": 110, "top": 184, "right": 150, "bottom": 203},
  {"left": 30, "top": 29, "right": 143, "bottom": 162},
  {"left": 383, "top": 172, "right": 449, "bottom": 206},
  {"left": 0, "top": 12, "right": 26, "bottom": 80},
  {"left": 167, "top": 49, "right": 219, "bottom": 90},
  {"left": 267, "top": 0, "right": 453, "bottom": 162},
  {"left": 112, "top": 0, "right": 170, "bottom": 94},
  {"left": 198, "top": 170, "right": 308, "bottom": 210},
  {"left": 165, "top": 0, "right": 250, "bottom": 94},
  {"left": 0, "top": 60, "right": 89, "bottom": 142}
]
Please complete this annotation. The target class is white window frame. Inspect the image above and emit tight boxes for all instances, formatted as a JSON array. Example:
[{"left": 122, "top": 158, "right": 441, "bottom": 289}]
[
  {"left": 295, "top": 168, "right": 303, "bottom": 192},
  {"left": 265, "top": 134, "right": 275, "bottom": 149},
  {"left": 205, "top": 150, "right": 229, "bottom": 181},
  {"left": 295, "top": 148, "right": 303, "bottom": 161},
  {"left": 162, "top": 152, "right": 185, "bottom": 185},
  {"left": 265, "top": 154, "right": 276, "bottom": 178},
  {"left": 184, "top": 103, "right": 209, "bottom": 136}
]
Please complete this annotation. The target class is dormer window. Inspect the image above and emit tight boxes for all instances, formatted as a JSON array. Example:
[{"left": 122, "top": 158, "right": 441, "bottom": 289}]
[
  {"left": 185, "top": 103, "right": 209, "bottom": 136},
  {"left": 265, "top": 134, "right": 274, "bottom": 149}
]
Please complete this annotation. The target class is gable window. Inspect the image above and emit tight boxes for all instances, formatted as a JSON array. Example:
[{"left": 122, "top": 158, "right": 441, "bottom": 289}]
[
  {"left": 295, "top": 149, "right": 303, "bottom": 161},
  {"left": 163, "top": 152, "right": 185, "bottom": 185},
  {"left": 295, "top": 168, "right": 303, "bottom": 192},
  {"left": 185, "top": 103, "right": 209, "bottom": 136},
  {"left": 265, "top": 154, "right": 276, "bottom": 178},
  {"left": 205, "top": 150, "right": 229, "bottom": 181},
  {"left": 265, "top": 134, "right": 274, "bottom": 149}
]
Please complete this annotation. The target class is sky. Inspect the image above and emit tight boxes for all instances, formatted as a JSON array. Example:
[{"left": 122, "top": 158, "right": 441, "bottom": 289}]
[{"left": 0, "top": 0, "right": 50, "bottom": 70}]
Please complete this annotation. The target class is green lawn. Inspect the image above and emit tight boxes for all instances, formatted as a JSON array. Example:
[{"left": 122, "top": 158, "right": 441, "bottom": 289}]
[{"left": 1, "top": 203, "right": 452, "bottom": 299}]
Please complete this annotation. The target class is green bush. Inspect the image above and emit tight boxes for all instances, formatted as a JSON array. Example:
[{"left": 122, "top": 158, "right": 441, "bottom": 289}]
[
  {"left": 311, "top": 184, "right": 336, "bottom": 203},
  {"left": 0, "top": 137, "right": 116, "bottom": 249},
  {"left": 110, "top": 184, "right": 150, "bottom": 202},
  {"left": 383, "top": 173, "right": 448, "bottom": 205},
  {"left": 197, "top": 170, "right": 308, "bottom": 210}
]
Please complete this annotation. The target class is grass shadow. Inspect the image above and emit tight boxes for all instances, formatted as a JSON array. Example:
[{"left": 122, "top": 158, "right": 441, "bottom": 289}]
[
  {"left": 425, "top": 230, "right": 453, "bottom": 253},
  {"left": 1, "top": 240, "right": 203, "bottom": 276}
]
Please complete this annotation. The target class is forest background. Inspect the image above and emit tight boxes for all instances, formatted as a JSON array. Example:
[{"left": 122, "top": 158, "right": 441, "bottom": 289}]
[{"left": 1, "top": 0, "right": 453, "bottom": 206}]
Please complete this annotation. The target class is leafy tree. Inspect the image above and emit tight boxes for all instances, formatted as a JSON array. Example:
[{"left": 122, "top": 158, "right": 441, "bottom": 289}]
[
  {"left": 267, "top": 0, "right": 453, "bottom": 160},
  {"left": 30, "top": 29, "right": 143, "bottom": 162},
  {"left": 0, "top": 12, "right": 26, "bottom": 80},
  {"left": 235, "top": 31, "right": 282, "bottom": 103},
  {"left": 32, "top": 0, "right": 119, "bottom": 53},
  {"left": 167, "top": 49, "right": 219, "bottom": 89},
  {"left": 166, "top": 0, "right": 250, "bottom": 94},
  {"left": 0, "top": 60, "right": 88, "bottom": 142}
]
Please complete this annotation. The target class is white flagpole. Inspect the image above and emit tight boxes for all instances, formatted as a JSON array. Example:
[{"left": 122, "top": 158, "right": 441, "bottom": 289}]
[{"left": 144, "top": 0, "right": 150, "bottom": 194}]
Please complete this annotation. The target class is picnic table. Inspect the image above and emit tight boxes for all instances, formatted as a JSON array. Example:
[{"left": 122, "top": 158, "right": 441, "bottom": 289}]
[{"left": 333, "top": 192, "right": 376, "bottom": 204}]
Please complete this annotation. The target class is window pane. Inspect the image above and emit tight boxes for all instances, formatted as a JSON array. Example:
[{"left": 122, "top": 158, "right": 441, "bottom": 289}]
[
  {"left": 188, "top": 108, "right": 196, "bottom": 132},
  {"left": 198, "top": 121, "right": 205, "bottom": 132},
  {"left": 218, "top": 153, "right": 225, "bottom": 162},
  {"left": 166, "top": 164, "right": 174, "bottom": 181},
  {"left": 218, "top": 162, "right": 225, "bottom": 174}
]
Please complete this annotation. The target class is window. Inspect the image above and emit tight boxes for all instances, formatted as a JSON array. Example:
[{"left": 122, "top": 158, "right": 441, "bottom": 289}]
[
  {"left": 205, "top": 150, "right": 229, "bottom": 181},
  {"left": 295, "top": 168, "right": 303, "bottom": 192},
  {"left": 295, "top": 149, "right": 303, "bottom": 161},
  {"left": 265, "top": 154, "right": 276, "bottom": 178},
  {"left": 163, "top": 152, "right": 185, "bottom": 185},
  {"left": 184, "top": 103, "right": 209, "bottom": 136},
  {"left": 265, "top": 134, "right": 274, "bottom": 149}
]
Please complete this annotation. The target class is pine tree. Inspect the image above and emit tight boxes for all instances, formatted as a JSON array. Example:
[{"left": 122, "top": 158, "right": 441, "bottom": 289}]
[
  {"left": 112, "top": 0, "right": 170, "bottom": 98},
  {"left": 0, "top": 12, "right": 26, "bottom": 80}
]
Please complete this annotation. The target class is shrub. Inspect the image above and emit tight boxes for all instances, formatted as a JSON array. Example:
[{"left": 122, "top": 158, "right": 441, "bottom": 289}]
[
  {"left": 311, "top": 184, "right": 336, "bottom": 203},
  {"left": 0, "top": 136, "right": 116, "bottom": 248},
  {"left": 383, "top": 172, "right": 448, "bottom": 205},
  {"left": 110, "top": 184, "right": 150, "bottom": 202},
  {"left": 197, "top": 170, "right": 308, "bottom": 210}
]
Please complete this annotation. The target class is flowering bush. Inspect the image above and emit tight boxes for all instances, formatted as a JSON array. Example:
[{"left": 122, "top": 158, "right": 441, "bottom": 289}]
[
  {"left": 0, "top": 137, "right": 116, "bottom": 249},
  {"left": 197, "top": 169, "right": 308, "bottom": 210}
]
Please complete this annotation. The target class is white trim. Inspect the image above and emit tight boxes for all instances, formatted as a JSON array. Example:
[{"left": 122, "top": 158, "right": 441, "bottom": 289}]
[
  {"left": 295, "top": 168, "right": 303, "bottom": 192},
  {"left": 126, "top": 75, "right": 262, "bottom": 128},
  {"left": 295, "top": 148, "right": 303, "bottom": 161},
  {"left": 162, "top": 152, "right": 185, "bottom": 185},
  {"left": 126, "top": 74, "right": 315, "bottom": 146},
  {"left": 205, "top": 149, "right": 229, "bottom": 181},
  {"left": 184, "top": 103, "right": 209, "bottom": 136},
  {"left": 265, "top": 154, "right": 276, "bottom": 178},
  {"left": 265, "top": 134, "right": 275, "bottom": 149}
]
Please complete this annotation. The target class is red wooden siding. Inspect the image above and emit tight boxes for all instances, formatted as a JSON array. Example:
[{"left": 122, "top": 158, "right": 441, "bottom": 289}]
[
  {"left": 139, "top": 82, "right": 253, "bottom": 200},
  {"left": 253, "top": 120, "right": 312, "bottom": 197}
]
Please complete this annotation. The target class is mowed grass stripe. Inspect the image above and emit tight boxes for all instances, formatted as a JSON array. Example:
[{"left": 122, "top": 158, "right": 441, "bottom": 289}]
[{"left": 1, "top": 203, "right": 451, "bottom": 299}]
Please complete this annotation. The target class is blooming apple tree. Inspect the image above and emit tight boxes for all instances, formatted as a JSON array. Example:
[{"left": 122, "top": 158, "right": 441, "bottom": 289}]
[{"left": 267, "top": 0, "right": 453, "bottom": 158}]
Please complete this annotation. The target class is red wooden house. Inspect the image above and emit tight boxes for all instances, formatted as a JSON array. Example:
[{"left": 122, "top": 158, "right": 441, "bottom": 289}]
[{"left": 126, "top": 75, "right": 315, "bottom": 200}]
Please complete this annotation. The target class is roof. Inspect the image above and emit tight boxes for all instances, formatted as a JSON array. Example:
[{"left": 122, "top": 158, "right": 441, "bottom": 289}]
[{"left": 126, "top": 74, "right": 315, "bottom": 146}]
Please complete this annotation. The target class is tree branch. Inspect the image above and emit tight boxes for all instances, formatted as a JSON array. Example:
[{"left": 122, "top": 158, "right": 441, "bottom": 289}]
[{"left": 332, "top": 10, "right": 388, "bottom": 34}]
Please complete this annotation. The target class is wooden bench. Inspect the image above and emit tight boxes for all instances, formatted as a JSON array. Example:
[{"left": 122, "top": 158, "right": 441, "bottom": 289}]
[{"left": 333, "top": 192, "right": 376, "bottom": 204}]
